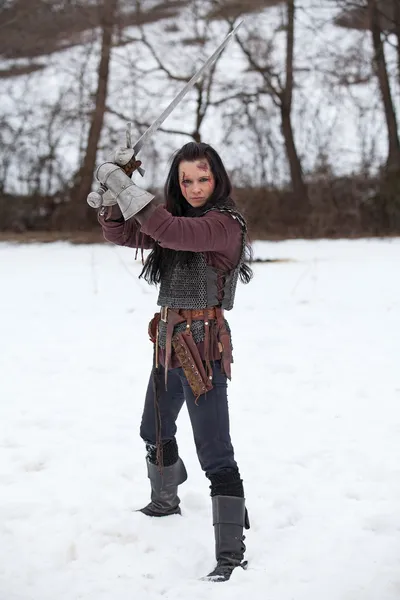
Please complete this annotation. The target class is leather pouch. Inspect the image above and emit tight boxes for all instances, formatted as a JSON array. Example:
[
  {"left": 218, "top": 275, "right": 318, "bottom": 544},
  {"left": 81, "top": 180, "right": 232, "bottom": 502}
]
[
  {"left": 148, "top": 312, "right": 161, "bottom": 343},
  {"left": 172, "top": 331, "right": 214, "bottom": 401}
]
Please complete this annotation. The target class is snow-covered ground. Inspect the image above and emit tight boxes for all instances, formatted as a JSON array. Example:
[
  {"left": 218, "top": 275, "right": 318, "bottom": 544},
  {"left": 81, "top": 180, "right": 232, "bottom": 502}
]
[{"left": 1, "top": 238, "right": 400, "bottom": 600}]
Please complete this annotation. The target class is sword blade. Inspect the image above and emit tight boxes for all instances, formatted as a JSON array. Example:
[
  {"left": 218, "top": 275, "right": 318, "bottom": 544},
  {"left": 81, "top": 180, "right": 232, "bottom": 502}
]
[{"left": 132, "top": 20, "right": 244, "bottom": 156}]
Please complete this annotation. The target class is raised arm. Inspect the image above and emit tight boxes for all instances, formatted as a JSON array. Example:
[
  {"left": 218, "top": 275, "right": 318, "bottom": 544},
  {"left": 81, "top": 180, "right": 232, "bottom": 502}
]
[{"left": 136, "top": 204, "right": 242, "bottom": 253}]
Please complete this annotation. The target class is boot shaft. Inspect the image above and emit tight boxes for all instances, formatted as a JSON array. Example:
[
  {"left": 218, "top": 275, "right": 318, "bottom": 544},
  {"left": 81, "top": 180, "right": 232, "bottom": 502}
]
[
  {"left": 140, "top": 457, "right": 187, "bottom": 517},
  {"left": 212, "top": 495, "right": 246, "bottom": 564},
  {"left": 204, "top": 495, "right": 247, "bottom": 581}
]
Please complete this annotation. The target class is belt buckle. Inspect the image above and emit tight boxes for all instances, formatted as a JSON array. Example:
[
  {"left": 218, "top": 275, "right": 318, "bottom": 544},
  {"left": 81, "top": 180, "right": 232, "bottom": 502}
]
[{"left": 160, "top": 306, "right": 168, "bottom": 322}]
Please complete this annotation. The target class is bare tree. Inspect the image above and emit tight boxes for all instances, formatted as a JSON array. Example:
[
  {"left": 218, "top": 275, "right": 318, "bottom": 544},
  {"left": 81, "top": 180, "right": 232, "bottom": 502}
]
[
  {"left": 118, "top": 0, "right": 237, "bottom": 144},
  {"left": 368, "top": 0, "right": 400, "bottom": 170},
  {"left": 71, "top": 0, "right": 119, "bottom": 220},
  {"left": 231, "top": 1, "right": 309, "bottom": 208},
  {"left": 334, "top": 0, "right": 400, "bottom": 170},
  {"left": 282, "top": 1, "right": 308, "bottom": 204},
  {"left": 395, "top": 1, "right": 400, "bottom": 85}
]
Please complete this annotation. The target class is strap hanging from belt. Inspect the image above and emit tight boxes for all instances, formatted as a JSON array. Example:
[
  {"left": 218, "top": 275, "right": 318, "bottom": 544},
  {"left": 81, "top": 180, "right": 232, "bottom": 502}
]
[
  {"left": 185, "top": 310, "right": 192, "bottom": 336},
  {"left": 160, "top": 306, "right": 230, "bottom": 386},
  {"left": 204, "top": 310, "right": 212, "bottom": 380},
  {"left": 215, "top": 307, "right": 232, "bottom": 379},
  {"left": 162, "top": 308, "right": 185, "bottom": 390}
]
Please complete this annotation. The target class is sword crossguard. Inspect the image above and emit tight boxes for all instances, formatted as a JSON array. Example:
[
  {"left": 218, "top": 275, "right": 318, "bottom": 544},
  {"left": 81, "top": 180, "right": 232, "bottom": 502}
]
[{"left": 126, "top": 122, "right": 132, "bottom": 148}]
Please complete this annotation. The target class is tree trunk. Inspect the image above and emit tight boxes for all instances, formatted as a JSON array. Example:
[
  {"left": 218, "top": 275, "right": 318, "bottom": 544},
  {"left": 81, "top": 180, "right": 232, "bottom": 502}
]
[
  {"left": 281, "top": 0, "right": 308, "bottom": 210},
  {"left": 281, "top": 106, "right": 308, "bottom": 209},
  {"left": 394, "top": 0, "right": 400, "bottom": 87},
  {"left": 192, "top": 83, "right": 203, "bottom": 142},
  {"left": 72, "top": 0, "right": 118, "bottom": 224},
  {"left": 368, "top": 0, "right": 400, "bottom": 171}
]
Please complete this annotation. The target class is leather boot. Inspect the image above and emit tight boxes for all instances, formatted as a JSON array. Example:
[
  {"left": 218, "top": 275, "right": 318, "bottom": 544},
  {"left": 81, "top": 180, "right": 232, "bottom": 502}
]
[
  {"left": 139, "top": 457, "right": 187, "bottom": 517},
  {"left": 204, "top": 495, "right": 248, "bottom": 582}
]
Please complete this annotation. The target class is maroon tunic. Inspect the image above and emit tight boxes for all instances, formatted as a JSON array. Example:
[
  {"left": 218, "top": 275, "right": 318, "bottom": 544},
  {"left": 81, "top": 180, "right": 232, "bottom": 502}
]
[{"left": 98, "top": 203, "right": 243, "bottom": 368}]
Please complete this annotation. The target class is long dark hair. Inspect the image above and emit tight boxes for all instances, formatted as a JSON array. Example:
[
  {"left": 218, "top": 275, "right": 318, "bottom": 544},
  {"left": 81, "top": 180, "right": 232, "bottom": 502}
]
[{"left": 139, "top": 142, "right": 253, "bottom": 285}]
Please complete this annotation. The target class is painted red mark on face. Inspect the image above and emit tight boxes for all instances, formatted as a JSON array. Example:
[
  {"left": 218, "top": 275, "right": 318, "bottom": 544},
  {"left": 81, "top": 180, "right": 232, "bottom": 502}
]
[
  {"left": 197, "top": 161, "right": 208, "bottom": 172},
  {"left": 181, "top": 171, "right": 190, "bottom": 188},
  {"left": 180, "top": 170, "right": 189, "bottom": 200}
]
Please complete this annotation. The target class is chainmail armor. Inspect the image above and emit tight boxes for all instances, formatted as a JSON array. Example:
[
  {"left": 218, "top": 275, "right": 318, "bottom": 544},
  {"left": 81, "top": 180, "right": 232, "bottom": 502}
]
[
  {"left": 157, "top": 207, "right": 246, "bottom": 348},
  {"left": 157, "top": 253, "right": 209, "bottom": 309}
]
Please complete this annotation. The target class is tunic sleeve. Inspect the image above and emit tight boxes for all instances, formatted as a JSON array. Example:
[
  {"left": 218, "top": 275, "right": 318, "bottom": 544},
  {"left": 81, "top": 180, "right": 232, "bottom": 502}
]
[{"left": 139, "top": 205, "right": 242, "bottom": 253}]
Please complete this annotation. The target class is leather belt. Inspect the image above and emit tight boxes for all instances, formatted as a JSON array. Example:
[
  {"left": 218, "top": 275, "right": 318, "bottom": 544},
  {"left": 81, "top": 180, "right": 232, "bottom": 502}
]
[
  {"left": 160, "top": 306, "right": 220, "bottom": 323},
  {"left": 159, "top": 306, "right": 231, "bottom": 393}
]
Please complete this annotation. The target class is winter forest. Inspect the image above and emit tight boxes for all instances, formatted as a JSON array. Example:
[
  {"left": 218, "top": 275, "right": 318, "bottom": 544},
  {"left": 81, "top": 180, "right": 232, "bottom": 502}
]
[
  {"left": 0, "top": 0, "right": 399, "bottom": 237},
  {"left": 1, "top": 2, "right": 400, "bottom": 600}
]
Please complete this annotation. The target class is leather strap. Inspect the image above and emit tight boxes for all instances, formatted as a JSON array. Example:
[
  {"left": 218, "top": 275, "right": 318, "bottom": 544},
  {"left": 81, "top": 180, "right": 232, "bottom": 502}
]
[
  {"left": 160, "top": 306, "right": 232, "bottom": 386},
  {"left": 163, "top": 309, "right": 186, "bottom": 390},
  {"left": 214, "top": 307, "right": 232, "bottom": 379},
  {"left": 180, "top": 308, "right": 218, "bottom": 321},
  {"left": 161, "top": 307, "right": 219, "bottom": 322}
]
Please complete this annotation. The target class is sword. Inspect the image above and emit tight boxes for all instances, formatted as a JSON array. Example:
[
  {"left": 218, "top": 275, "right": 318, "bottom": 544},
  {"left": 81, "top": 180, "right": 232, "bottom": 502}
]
[
  {"left": 88, "top": 21, "right": 244, "bottom": 208},
  {"left": 131, "top": 20, "right": 244, "bottom": 157}
]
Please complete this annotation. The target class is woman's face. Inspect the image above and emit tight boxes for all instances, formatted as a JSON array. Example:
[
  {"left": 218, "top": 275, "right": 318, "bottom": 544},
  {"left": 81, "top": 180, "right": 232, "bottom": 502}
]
[{"left": 178, "top": 159, "right": 215, "bottom": 208}]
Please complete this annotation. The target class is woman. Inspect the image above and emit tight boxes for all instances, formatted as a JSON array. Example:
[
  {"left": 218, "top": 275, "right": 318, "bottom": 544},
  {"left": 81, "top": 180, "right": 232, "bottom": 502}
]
[{"left": 98, "top": 142, "right": 252, "bottom": 582}]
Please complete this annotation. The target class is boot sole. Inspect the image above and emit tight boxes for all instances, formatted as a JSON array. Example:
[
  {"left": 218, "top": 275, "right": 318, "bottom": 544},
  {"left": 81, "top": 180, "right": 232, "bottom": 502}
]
[
  {"left": 136, "top": 507, "right": 182, "bottom": 517},
  {"left": 202, "top": 561, "right": 248, "bottom": 582}
]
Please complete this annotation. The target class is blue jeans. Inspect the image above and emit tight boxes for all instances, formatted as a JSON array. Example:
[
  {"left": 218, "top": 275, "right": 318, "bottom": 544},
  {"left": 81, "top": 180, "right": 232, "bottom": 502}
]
[{"left": 140, "top": 360, "right": 238, "bottom": 476}]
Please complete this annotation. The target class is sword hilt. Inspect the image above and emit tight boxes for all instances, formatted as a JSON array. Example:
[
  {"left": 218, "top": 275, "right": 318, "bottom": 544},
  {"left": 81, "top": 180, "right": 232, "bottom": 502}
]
[
  {"left": 114, "top": 146, "right": 145, "bottom": 177},
  {"left": 86, "top": 157, "right": 144, "bottom": 209},
  {"left": 122, "top": 156, "right": 144, "bottom": 178}
]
